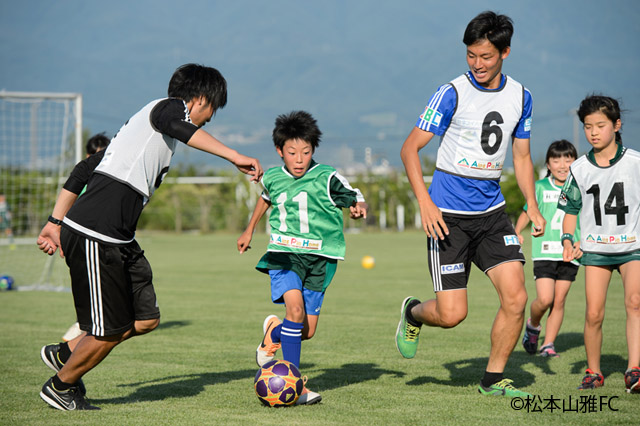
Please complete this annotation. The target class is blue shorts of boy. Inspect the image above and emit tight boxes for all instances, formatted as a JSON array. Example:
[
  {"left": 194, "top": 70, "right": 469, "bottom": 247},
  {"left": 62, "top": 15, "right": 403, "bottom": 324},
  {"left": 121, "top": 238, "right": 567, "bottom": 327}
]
[{"left": 269, "top": 269, "right": 325, "bottom": 315}]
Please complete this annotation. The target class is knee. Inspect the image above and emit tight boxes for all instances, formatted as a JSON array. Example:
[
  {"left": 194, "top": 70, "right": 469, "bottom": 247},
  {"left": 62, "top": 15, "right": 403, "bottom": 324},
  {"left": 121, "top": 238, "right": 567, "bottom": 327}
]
[
  {"left": 302, "top": 328, "right": 315, "bottom": 340},
  {"left": 504, "top": 290, "right": 528, "bottom": 315},
  {"left": 135, "top": 318, "right": 160, "bottom": 335},
  {"left": 439, "top": 311, "right": 467, "bottom": 328},
  {"left": 536, "top": 295, "right": 554, "bottom": 310},
  {"left": 625, "top": 292, "right": 640, "bottom": 316},
  {"left": 585, "top": 308, "right": 605, "bottom": 327},
  {"left": 286, "top": 305, "right": 305, "bottom": 323}
]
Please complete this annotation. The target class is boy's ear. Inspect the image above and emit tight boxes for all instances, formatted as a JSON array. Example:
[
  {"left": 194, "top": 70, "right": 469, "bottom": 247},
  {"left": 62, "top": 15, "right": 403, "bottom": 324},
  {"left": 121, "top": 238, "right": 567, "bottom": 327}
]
[{"left": 276, "top": 146, "right": 283, "bottom": 158}]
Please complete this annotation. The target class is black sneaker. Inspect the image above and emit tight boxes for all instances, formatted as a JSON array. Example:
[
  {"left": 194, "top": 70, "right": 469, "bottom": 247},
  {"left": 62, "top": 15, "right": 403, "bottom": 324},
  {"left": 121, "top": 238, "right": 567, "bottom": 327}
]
[
  {"left": 40, "top": 343, "right": 86, "bottom": 396},
  {"left": 521, "top": 319, "right": 541, "bottom": 355},
  {"left": 40, "top": 377, "right": 100, "bottom": 411}
]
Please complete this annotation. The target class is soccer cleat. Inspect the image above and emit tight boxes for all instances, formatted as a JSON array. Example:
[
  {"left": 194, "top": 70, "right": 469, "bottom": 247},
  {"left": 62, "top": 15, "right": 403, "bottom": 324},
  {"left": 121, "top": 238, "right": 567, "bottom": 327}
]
[
  {"left": 41, "top": 343, "right": 66, "bottom": 371},
  {"left": 296, "top": 386, "right": 322, "bottom": 405},
  {"left": 256, "top": 315, "right": 282, "bottom": 367},
  {"left": 62, "top": 322, "right": 83, "bottom": 342},
  {"left": 41, "top": 343, "right": 86, "bottom": 396},
  {"left": 577, "top": 369, "right": 604, "bottom": 390},
  {"left": 624, "top": 367, "right": 640, "bottom": 393},
  {"left": 478, "top": 379, "right": 532, "bottom": 397},
  {"left": 40, "top": 377, "right": 99, "bottom": 411},
  {"left": 522, "top": 319, "right": 541, "bottom": 355},
  {"left": 539, "top": 343, "right": 559, "bottom": 358},
  {"left": 395, "top": 296, "right": 421, "bottom": 359}
]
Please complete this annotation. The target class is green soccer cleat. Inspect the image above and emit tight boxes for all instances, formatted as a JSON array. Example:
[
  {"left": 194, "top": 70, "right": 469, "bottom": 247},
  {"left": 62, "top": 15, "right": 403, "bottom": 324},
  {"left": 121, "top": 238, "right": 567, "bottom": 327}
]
[
  {"left": 478, "top": 379, "right": 532, "bottom": 398},
  {"left": 395, "top": 296, "right": 421, "bottom": 359}
]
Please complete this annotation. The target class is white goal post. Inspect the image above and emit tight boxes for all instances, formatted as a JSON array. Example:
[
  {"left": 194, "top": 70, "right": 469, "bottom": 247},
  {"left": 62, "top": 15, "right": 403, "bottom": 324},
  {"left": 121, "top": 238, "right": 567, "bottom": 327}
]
[{"left": 0, "top": 91, "right": 82, "bottom": 289}]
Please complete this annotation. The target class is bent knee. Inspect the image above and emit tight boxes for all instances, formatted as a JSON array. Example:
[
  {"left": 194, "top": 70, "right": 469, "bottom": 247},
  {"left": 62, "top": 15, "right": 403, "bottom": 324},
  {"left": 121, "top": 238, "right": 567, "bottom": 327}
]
[
  {"left": 135, "top": 318, "right": 160, "bottom": 335},
  {"left": 439, "top": 312, "right": 467, "bottom": 328}
]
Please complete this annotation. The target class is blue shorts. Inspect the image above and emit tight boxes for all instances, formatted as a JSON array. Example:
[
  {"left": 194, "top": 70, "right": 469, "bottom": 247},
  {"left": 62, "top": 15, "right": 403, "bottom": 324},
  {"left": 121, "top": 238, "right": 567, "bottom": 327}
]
[{"left": 268, "top": 269, "right": 325, "bottom": 315}]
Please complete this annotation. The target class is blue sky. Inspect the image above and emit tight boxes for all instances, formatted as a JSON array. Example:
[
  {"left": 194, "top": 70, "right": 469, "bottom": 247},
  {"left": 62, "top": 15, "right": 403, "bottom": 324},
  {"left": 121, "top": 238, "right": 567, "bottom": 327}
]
[{"left": 1, "top": 0, "right": 639, "bottom": 171}]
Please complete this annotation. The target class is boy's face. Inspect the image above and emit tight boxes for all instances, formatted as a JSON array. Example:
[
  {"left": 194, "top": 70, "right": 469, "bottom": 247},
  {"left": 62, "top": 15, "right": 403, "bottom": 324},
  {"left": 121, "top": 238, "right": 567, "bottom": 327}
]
[
  {"left": 466, "top": 39, "right": 510, "bottom": 89},
  {"left": 276, "top": 138, "right": 313, "bottom": 178},
  {"left": 188, "top": 97, "right": 215, "bottom": 127}
]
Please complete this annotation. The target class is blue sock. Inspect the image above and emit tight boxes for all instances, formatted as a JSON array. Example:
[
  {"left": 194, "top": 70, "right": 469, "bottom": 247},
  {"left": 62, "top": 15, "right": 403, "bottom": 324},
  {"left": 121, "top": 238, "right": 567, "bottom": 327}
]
[
  {"left": 280, "top": 319, "right": 303, "bottom": 368},
  {"left": 270, "top": 324, "right": 282, "bottom": 343}
]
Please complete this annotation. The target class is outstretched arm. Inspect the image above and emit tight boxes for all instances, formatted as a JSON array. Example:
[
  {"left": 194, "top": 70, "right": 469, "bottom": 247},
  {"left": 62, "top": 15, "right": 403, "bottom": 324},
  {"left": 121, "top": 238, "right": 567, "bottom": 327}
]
[
  {"left": 237, "top": 196, "right": 271, "bottom": 253},
  {"left": 187, "top": 129, "right": 263, "bottom": 183},
  {"left": 36, "top": 189, "right": 78, "bottom": 257},
  {"left": 401, "top": 127, "right": 448, "bottom": 240}
]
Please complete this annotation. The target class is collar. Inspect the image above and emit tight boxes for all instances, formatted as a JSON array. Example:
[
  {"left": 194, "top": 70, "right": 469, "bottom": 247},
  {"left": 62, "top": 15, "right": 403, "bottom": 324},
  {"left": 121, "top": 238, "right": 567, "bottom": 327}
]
[{"left": 586, "top": 141, "right": 624, "bottom": 166}]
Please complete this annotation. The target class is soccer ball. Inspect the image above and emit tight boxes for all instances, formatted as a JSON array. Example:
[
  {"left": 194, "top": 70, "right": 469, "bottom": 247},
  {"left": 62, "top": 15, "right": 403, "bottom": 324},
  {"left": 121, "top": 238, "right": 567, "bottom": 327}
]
[
  {"left": 361, "top": 255, "right": 375, "bottom": 269},
  {"left": 0, "top": 275, "right": 14, "bottom": 291},
  {"left": 254, "top": 360, "right": 303, "bottom": 407}
]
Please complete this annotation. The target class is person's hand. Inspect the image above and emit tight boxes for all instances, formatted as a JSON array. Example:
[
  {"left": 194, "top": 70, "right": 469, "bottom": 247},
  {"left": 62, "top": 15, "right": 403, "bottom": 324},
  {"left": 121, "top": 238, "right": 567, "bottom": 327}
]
[
  {"left": 237, "top": 230, "right": 253, "bottom": 254},
  {"left": 418, "top": 198, "right": 448, "bottom": 240},
  {"left": 233, "top": 154, "right": 263, "bottom": 183},
  {"left": 349, "top": 202, "right": 368, "bottom": 219},
  {"left": 36, "top": 222, "right": 64, "bottom": 257},
  {"left": 527, "top": 205, "right": 546, "bottom": 237}
]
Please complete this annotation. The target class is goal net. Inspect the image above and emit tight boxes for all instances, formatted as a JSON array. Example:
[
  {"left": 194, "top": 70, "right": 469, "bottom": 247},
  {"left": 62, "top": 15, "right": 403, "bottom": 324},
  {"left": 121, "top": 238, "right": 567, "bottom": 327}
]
[{"left": 0, "top": 91, "right": 82, "bottom": 290}]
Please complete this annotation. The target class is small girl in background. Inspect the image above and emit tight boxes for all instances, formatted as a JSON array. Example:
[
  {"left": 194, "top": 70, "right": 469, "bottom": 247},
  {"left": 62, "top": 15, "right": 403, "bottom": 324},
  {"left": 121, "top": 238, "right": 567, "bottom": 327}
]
[
  {"left": 517, "top": 140, "right": 580, "bottom": 358},
  {"left": 558, "top": 94, "right": 640, "bottom": 393}
]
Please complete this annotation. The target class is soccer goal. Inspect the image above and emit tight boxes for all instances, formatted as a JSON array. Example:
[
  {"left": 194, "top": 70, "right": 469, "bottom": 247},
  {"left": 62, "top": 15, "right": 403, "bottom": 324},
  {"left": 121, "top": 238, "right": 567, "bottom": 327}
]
[{"left": 0, "top": 91, "right": 82, "bottom": 290}]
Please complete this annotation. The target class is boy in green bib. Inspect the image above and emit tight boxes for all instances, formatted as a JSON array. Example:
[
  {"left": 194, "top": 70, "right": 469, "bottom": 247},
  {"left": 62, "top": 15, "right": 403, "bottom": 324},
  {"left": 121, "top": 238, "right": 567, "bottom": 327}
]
[{"left": 237, "top": 111, "right": 367, "bottom": 404}]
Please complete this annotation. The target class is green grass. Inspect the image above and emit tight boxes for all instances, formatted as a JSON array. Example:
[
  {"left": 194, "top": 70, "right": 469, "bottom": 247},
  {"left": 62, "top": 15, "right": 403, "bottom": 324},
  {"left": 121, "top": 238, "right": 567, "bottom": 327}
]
[{"left": 0, "top": 231, "right": 636, "bottom": 425}]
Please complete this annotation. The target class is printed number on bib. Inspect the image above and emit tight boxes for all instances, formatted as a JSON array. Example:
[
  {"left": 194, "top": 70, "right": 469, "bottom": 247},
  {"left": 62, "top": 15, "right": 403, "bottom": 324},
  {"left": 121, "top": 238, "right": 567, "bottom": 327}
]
[
  {"left": 481, "top": 111, "right": 504, "bottom": 155},
  {"left": 586, "top": 182, "right": 628, "bottom": 226},
  {"left": 275, "top": 191, "right": 309, "bottom": 233},
  {"left": 550, "top": 209, "right": 565, "bottom": 231}
]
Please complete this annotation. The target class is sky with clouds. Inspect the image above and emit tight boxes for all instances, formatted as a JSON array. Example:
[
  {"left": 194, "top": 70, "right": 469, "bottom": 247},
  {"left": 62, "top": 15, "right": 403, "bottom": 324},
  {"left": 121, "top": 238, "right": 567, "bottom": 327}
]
[{"left": 1, "top": 0, "right": 639, "bottom": 171}]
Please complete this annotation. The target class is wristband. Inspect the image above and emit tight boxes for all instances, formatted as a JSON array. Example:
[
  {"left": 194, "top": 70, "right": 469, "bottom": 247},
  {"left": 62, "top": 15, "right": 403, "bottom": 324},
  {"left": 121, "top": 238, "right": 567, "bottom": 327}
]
[
  {"left": 560, "top": 233, "right": 574, "bottom": 245},
  {"left": 48, "top": 215, "right": 63, "bottom": 226}
]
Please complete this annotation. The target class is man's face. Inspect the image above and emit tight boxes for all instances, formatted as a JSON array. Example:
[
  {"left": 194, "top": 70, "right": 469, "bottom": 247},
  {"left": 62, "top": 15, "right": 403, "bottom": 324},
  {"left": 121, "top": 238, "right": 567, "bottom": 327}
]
[{"left": 466, "top": 39, "right": 510, "bottom": 89}]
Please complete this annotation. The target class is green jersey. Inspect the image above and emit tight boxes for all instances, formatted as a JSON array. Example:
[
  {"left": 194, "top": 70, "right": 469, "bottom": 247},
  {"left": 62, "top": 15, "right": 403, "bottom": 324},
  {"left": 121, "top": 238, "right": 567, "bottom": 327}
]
[
  {"left": 524, "top": 176, "right": 579, "bottom": 263},
  {"left": 262, "top": 163, "right": 361, "bottom": 260}
]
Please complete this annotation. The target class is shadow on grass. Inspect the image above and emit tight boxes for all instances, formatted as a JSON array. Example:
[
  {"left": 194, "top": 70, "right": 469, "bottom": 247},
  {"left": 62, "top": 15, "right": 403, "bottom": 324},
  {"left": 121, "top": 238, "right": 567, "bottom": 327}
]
[
  {"left": 94, "top": 369, "right": 258, "bottom": 404},
  {"left": 156, "top": 320, "right": 191, "bottom": 331},
  {"left": 305, "top": 363, "right": 406, "bottom": 392},
  {"left": 406, "top": 331, "right": 626, "bottom": 389},
  {"left": 92, "top": 362, "right": 405, "bottom": 404}
]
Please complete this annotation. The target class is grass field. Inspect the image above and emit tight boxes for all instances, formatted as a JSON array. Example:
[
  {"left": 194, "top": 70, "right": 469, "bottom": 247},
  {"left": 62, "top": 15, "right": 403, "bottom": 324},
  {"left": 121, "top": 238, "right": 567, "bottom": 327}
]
[{"left": 0, "top": 231, "right": 636, "bottom": 425}]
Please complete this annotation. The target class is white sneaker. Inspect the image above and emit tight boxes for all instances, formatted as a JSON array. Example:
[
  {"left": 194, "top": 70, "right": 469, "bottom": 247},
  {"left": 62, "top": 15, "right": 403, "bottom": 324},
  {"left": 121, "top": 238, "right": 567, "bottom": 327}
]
[
  {"left": 62, "top": 322, "right": 83, "bottom": 342},
  {"left": 296, "top": 387, "right": 322, "bottom": 405}
]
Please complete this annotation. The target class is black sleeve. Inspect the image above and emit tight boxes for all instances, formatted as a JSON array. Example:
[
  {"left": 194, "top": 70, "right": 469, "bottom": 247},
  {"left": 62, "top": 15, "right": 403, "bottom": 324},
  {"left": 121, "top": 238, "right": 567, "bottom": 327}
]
[
  {"left": 62, "top": 150, "right": 106, "bottom": 194},
  {"left": 150, "top": 98, "right": 199, "bottom": 143}
]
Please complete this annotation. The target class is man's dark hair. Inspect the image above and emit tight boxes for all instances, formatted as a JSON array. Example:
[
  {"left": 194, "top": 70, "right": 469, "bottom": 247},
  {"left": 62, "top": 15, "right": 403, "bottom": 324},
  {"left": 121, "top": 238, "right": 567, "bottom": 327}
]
[
  {"left": 168, "top": 63, "right": 227, "bottom": 112},
  {"left": 272, "top": 111, "right": 322, "bottom": 150},
  {"left": 463, "top": 11, "right": 514, "bottom": 52},
  {"left": 85, "top": 132, "right": 110, "bottom": 155}
]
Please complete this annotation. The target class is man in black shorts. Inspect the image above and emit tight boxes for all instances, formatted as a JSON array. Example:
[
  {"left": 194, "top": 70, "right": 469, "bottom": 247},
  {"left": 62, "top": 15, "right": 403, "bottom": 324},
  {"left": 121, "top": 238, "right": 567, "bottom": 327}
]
[{"left": 36, "top": 63, "right": 263, "bottom": 410}]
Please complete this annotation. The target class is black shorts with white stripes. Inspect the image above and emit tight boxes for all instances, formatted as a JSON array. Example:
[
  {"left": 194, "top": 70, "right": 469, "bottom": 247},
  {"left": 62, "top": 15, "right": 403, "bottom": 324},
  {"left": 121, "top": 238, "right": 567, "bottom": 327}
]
[
  {"left": 61, "top": 227, "right": 160, "bottom": 337},
  {"left": 427, "top": 209, "right": 525, "bottom": 292}
]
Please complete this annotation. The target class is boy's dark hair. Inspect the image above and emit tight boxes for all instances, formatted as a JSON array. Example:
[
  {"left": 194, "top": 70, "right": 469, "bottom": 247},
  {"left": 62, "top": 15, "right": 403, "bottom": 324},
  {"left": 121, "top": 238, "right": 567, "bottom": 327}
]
[
  {"left": 545, "top": 139, "right": 577, "bottom": 177},
  {"left": 272, "top": 111, "right": 322, "bottom": 151},
  {"left": 577, "top": 94, "right": 622, "bottom": 142},
  {"left": 463, "top": 11, "right": 514, "bottom": 52},
  {"left": 85, "top": 132, "right": 110, "bottom": 156},
  {"left": 168, "top": 63, "right": 227, "bottom": 113}
]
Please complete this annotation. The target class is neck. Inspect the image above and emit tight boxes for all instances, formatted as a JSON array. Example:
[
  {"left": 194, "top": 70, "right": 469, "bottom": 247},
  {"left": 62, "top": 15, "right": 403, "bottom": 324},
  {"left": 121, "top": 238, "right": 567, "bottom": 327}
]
[{"left": 593, "top": 141, "right": 618, "bottom": 166}]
